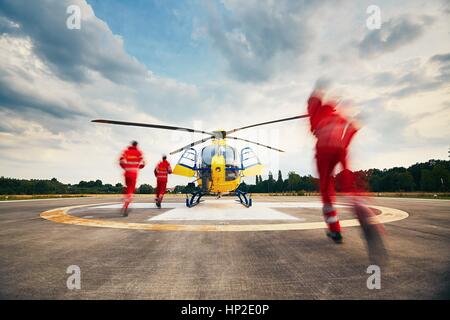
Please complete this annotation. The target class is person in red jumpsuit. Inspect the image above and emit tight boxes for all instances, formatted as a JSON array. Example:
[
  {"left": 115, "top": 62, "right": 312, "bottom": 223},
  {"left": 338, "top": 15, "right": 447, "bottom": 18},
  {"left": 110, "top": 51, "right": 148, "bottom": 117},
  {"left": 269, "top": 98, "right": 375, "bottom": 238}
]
[
  {"left": 307, "top": 90, "right": 385, "bottom": 252},
  {"left": 119, "top": 141, "right": 145, "bottom": 216},
  {"left": 154, "top": 155, "right": 172, "bottom": 208}
]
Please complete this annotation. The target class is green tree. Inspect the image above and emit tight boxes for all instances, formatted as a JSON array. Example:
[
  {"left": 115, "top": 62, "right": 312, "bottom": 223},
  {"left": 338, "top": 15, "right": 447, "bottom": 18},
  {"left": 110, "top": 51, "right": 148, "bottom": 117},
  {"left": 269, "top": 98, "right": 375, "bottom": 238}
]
[
  {"left": 369, "top": 175, "right": 382, "bottom": 192},
  {"left": 420, "top": 169, "right": 435, "bottom": 191},
  {"left": 173, "top": 185, "right": 186, "bottom": 194},
  {"left": 138, "top": 184, "right": 154, "bottom": 194},
  {"left": 299, "top": 175, "right": 317, "bottom": 191},
  {"left": 397, "top": 172, "right": 415, "bottom": 191},
  {"left": 287, "top": 172, "right": 301, "bottom": 191},
  {"left": 275, "top": 170, "right": 283, "bottom": 192},
  {"left": 432, "top": 165, "right": 450, "bottom": 191}
]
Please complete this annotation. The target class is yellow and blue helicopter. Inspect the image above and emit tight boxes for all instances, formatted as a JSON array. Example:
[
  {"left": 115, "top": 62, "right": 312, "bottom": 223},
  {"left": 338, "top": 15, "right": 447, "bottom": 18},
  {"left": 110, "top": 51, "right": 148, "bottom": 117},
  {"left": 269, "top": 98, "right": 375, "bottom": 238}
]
[{"left": 92, "top": 114, "right": 307, "bottom": 207}]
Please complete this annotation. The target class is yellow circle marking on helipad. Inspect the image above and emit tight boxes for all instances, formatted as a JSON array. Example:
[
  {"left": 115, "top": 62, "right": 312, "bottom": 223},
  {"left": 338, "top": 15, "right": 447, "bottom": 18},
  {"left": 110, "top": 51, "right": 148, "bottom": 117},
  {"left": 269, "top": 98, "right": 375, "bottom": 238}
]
[{"left": 40, "top": 202, "right": 409, "bottom": 232}]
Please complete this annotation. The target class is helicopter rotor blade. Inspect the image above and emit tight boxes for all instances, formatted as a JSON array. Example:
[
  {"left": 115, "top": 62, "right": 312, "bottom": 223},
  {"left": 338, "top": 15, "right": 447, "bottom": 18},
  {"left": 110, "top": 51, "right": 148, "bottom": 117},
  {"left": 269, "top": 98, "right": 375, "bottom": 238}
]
[
  {"left": 227, "top": 136, "right": 285, "bottom": 153},
  {"left": 92, "top": 119, "right": 215, "bottom": 136},
  {"left": 169, "top": 136, "right": 214, "bottom": 155},
  {"left": 226, "top": 114, "right": 309, "bottom": 135}
]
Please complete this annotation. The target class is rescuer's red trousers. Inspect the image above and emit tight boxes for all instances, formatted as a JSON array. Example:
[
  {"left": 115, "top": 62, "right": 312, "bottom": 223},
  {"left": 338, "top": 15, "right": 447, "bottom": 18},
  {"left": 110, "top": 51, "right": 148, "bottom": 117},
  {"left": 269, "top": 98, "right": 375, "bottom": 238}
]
[
  {"left": 316, "top": 147, "right": 354, "bottom": 233},
  {"left": 316, "top": 147, "right": 383, "bottom": 235},
  {"left": 123, "top": 172, "right": 138, "bottom": 209},
  {"left": 156, "top": 179, "right": 167, "bottom": 202}
]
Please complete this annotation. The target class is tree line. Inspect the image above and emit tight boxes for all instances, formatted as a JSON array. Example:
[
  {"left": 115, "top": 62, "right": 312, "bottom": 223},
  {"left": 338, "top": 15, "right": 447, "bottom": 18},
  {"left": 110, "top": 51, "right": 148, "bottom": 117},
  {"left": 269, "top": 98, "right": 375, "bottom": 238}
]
[
  {"left": 239, "top": 159, "right": 449, "bottom": 194},
  {"left": 0, "top": 178, "right": 156, "bottom": 195},
  {"left": 239, "top": 171, "right": 318, "bottom": 194},
  {"left": 0, "top": 159, "right": 448, "bottom": 195}
]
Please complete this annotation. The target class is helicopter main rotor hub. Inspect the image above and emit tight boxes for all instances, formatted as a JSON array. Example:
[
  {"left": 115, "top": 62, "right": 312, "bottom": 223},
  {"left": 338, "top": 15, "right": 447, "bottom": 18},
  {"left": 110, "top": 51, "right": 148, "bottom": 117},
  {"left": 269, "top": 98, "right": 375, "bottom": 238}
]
[{"left": 212, "top": 130, "right": 227, "bottom": 139}]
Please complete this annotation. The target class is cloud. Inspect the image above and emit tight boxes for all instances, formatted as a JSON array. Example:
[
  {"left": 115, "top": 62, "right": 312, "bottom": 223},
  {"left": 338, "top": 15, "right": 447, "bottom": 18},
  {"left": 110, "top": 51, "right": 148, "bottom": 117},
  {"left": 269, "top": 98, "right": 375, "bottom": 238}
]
[
  {"left": 0, "top": 70, "right": 86, "bottom": 119},
  {"left": 443, "top": 0, "right": 450, "bottom": 15},
  {"left": 0, "top": 0, "right": 208, "bottom": 127},
  {"left": 358, "top": 15, "right": 434, "bottom": 58},
  {"left": 370, "top": 72, "right": 398, "bottom": 87},
  {"left": 366, "top": 53, "right": 450, "bottom": 98},
  {"left": 203, "top": 0, "right": 327, "bottom": 82},
  {"left": 0, "top": 34, "right": 91, "bottom": 125},
  {"left": 352, "top": 97, "right": 449, "bottom": 172},
  {"left": 430, "top": 53, "right": 450, "bottom": 63},
  {"left": 0, "top": 0, "right": 148, "bottom": 84},
  {"left": 0, "top": 0, "right": 212, "bottom": 184},
  {"left": 429, "top": 53, "right": 450, "bottom": 82},
  {"left": 0, "top": 15, "right": 20, "bottom": 34},
  {"left": 0, "top": 0, "right": 448, "bottom": 184},
  {"left": 390, "top": 80, "right": 441, "bottom": 98},
  {"left": 390, "top": 55, "right": 449, "bottom": 98}
]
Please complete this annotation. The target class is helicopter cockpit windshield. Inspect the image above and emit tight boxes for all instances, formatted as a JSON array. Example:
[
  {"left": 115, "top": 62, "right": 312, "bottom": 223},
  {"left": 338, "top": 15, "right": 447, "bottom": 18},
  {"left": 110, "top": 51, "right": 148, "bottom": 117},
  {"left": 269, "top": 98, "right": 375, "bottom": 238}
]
[
  {"left": 201, "top": 145, "right": 239, "bottom": 181},
  {"left": 201, "top": 145, "right": 237, "bottom": 167}
]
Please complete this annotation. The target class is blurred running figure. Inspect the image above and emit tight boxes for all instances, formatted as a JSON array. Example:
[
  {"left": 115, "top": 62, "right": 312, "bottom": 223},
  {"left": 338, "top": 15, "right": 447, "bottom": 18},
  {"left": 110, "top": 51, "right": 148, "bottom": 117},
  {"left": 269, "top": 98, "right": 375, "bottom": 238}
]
[
  {"left": 154, "top": 155, "right": 172, "bottom": 208},
  {"left": 307, "top": 92, "right": 357, "bottom": 242},
  {"left": 307, "top": 90, "right": 386, "bottom": 259},
  {"left": 119, "top": 141, "right": 146, "bottom": 216}
]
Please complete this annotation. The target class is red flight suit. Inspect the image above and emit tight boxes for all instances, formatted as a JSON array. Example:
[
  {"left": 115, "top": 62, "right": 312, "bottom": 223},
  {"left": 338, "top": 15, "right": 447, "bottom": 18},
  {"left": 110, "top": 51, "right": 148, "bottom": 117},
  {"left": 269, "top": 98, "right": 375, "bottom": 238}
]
[
  {"left": 308, "top": 95, "right": 358, "bottom": 233},
  {"left": 154, "top": 159, "right": 172, "bottom": 203},
  {"left": 120, "top": 146, "right": 145, "bottom": 210}
]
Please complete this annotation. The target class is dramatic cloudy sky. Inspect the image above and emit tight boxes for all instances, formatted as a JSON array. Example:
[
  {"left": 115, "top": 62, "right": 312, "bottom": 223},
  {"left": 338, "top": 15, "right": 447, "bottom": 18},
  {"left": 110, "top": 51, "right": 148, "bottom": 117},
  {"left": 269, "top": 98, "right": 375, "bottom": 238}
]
[{"left": 0, "top": 0, "right": 449, "bottom": 186}]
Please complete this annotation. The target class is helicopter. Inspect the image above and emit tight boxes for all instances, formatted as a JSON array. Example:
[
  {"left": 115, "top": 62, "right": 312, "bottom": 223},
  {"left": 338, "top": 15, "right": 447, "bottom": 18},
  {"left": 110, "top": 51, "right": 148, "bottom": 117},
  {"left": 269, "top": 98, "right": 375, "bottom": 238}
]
[{"left": 92, "top": 114, "right": 308, "bottom": 207}]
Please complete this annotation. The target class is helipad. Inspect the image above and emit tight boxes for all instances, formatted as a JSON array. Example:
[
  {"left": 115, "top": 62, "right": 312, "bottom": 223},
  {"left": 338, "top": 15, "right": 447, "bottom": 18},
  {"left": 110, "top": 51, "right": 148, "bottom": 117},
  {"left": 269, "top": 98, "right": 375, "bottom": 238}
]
[
  {"left": 40, "top": 200, "right": 409, "bottom": 232},
  {"left": 93, "top": 200, "right": 345, "bottom": 221}
]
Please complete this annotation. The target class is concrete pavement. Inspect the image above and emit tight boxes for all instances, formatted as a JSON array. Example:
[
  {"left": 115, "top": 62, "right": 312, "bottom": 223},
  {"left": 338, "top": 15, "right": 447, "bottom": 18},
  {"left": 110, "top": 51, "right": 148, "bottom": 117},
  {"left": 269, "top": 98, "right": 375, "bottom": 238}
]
[{"left": 0, "top": 196, "right": 449, "bottom": 299}]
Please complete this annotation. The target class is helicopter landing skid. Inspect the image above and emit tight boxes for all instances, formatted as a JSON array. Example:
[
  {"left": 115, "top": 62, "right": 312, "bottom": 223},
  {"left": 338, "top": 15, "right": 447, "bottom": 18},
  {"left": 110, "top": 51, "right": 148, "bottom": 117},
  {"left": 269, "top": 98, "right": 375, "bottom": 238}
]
[
  {"left": 235, "top": 189, "right": 252, "bottom": 208},
  {"left": 185, "top": 191, "right": 205, "bottom": 208}
]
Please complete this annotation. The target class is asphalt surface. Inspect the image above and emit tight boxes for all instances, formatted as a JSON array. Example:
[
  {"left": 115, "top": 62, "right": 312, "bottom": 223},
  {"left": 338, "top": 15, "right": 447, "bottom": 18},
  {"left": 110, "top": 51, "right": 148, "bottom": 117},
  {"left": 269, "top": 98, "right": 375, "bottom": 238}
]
[{"left": 0, "top": 196, "right": 449, "bottom": 299}]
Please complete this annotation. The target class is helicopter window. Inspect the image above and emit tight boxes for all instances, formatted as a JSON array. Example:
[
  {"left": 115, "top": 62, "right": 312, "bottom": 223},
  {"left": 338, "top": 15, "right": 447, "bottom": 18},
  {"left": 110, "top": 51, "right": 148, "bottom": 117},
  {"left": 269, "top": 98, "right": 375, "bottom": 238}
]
[
  {"left": 201, "top": 145, "right": 236, "bottom": 166},
  {"left": 226, "top": 168, "right": 239, "bottom": 181},
  {"left": 179, "top": 149, "right": 197, "bottom": 169},
  {"left": 242, "top": 147, "right": 259, "bottom": 168},
  {"left": 201, "top": 146, "right": 216, "bottom": 166},
  {"left": 222, "top": 146, "right": 236, "bottom": 166}
]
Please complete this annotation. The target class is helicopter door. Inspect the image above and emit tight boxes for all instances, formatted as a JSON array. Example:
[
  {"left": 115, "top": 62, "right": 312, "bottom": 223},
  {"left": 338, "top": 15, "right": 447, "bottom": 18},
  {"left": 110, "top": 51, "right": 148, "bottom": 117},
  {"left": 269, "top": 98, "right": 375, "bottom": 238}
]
[
  {"left": 173, "top": 148, "right": 197, "bottom": 177},
  {"left": 241, "top": 147, "right": 264, "bottom": 177}
]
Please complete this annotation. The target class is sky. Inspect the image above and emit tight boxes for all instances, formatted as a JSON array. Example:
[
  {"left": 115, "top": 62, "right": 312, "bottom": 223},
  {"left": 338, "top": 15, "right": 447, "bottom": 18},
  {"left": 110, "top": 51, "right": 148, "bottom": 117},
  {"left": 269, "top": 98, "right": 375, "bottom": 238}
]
[{"left": 0, "top": 0, "right": 449, "bottom": 187}]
